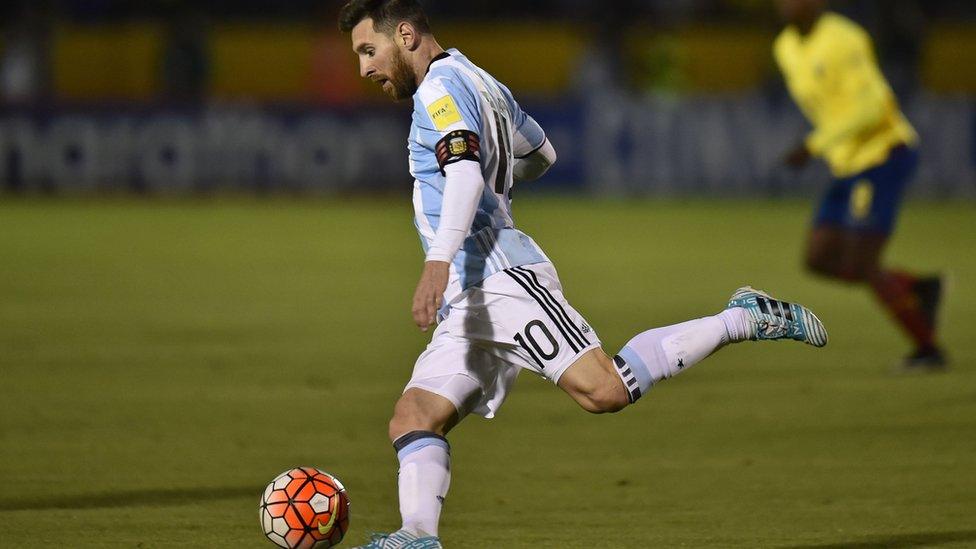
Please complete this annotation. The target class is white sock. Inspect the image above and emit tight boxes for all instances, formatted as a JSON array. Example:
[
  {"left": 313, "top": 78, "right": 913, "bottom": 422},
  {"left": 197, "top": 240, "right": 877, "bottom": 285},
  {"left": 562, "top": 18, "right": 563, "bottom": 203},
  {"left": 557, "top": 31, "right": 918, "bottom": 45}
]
[
  {"left": 394, "top": 432, "right": 450, "bottom": 537},
  {"left": 613, "top": 310, "right": 749, "bottom": 402},
  {"left": 718, "top": 307, "right": 754, "bottom": 342}
]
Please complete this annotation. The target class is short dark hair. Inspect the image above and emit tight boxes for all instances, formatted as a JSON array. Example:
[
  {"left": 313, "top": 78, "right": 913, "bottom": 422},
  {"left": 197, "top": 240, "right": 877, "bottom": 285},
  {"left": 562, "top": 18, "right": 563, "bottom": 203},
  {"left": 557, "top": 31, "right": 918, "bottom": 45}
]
[{"left": 338, "top": 0, "right": 431, "bottom": 35}]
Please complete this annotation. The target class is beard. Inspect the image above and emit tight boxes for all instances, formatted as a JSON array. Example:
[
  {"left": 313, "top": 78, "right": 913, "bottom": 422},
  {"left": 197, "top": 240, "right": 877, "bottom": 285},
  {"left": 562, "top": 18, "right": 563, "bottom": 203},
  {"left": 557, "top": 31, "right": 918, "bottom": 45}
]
[{"left": 386, "top": 48, "right": 418, "bottom": 101}]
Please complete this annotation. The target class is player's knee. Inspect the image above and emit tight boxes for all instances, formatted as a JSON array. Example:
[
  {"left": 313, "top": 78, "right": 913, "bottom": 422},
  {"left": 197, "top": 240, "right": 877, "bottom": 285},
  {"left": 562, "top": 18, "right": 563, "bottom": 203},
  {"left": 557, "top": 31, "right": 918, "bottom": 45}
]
[
  {"left": 388, "top": 398, "right": 441, "bottom": 442},
  {"left": 804, "top": 251, "right": 836, "bottom": 278},
  {"left": 389, "top": 412, "right": 437, "bottom": 442},
  {"left": 838, "top": 258, "right": 876, "bottom": 282},
  {"left": 388, "top": 388, "right": 461, "bottom": 442},
  {"left": 560, "top": 351, "right": 631, "bottom": 414},
  {"left": 588, "top": 393, "right": 629, "bottom": 414},
  {"left": 806, "top": 253, "right": 865, "bottom": 283}
]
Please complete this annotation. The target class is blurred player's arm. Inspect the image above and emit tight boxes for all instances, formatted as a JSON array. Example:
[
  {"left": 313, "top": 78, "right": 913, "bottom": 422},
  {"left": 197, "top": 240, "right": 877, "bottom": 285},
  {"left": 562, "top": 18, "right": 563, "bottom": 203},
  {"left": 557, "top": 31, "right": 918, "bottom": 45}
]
[
  {"left": 514, "top": 138, "right": 557, "bottom": 182},
  {"left": 804, "top": 30, "right": 889, "bottom": 157},
  {"left": 413, "top": 133, "right": 484, "bottom": 331}
]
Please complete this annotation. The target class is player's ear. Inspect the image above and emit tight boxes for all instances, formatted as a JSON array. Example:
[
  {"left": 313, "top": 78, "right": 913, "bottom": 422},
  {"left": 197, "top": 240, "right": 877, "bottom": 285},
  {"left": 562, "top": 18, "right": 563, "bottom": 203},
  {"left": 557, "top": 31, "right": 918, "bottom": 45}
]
[{"left": 396, "top": 21, "right": 419, "bottom": 51}]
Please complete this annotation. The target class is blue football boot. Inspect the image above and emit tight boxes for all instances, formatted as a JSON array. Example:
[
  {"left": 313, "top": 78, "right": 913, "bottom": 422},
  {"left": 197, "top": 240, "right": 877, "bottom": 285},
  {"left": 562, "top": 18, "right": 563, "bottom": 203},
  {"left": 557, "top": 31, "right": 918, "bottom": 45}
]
[
  {"left": 351, "top": 529, "right": 443, "bottom": 549},
  {"left": 727, "top": 286, "right": 828, "bottom": 347}
]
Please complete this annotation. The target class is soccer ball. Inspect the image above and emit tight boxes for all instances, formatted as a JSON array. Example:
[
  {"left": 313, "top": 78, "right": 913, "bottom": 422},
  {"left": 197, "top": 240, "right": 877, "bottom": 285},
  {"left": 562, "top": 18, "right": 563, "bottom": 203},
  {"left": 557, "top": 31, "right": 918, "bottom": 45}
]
[{"left": 259, "top": 467, "right": 350, "bottom": 548}]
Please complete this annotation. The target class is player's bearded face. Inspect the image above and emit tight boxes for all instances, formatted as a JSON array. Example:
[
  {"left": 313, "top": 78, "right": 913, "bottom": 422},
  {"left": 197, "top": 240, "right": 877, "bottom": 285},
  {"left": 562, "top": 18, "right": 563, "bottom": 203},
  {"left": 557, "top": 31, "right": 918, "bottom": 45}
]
[
  {"left": 351, "top": 19, "right": 418, "bottom": 101},
  {"left": 385, "top": 46, "right": 418, "bottom": 100}
]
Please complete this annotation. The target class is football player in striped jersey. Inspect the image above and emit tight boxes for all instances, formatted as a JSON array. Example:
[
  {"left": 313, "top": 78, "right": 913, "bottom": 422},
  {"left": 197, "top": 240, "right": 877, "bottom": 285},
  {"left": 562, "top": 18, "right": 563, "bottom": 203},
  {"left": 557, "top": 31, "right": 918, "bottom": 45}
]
[{"left": 339, "top": 1, "right": 828, "bottom": 546}]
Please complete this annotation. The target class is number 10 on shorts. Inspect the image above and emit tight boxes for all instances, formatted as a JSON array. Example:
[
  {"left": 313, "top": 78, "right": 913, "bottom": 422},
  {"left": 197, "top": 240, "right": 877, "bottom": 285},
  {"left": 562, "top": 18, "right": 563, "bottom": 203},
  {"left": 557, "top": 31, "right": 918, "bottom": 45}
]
[{"left": 514, "top": 320, "right": 559, "bottom": 368}]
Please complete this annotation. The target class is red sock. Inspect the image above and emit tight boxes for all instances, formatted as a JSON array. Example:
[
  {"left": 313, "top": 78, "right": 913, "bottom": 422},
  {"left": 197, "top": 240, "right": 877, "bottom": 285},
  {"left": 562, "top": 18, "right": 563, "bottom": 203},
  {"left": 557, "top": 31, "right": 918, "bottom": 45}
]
[{"left": 870, "top": 270, "right": 934, "bottom": 350}]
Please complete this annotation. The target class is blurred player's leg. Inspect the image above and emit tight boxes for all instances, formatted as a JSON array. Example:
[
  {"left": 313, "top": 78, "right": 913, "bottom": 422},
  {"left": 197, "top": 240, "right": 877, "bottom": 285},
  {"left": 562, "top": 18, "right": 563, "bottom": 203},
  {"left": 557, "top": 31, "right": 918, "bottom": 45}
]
[
  {"left": 803, "top": 144, "right": 945, "bottom": 369},
  {"left": 911, "top": 275, "right": 945, "bottom": 335},
  {"left": 806, "top": 225, "right": 945, "bottom": 369},
  {"left": 870, "top": 269, "right": 946, "bottom": 369},
  {"left": 904, "top": 274, "right": 947, "bottom": 368}
]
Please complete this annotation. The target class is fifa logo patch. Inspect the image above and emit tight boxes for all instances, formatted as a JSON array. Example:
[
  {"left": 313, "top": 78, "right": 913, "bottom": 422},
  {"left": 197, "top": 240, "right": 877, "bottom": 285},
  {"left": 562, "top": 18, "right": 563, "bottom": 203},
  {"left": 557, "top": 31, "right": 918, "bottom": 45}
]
[{"left": 427, "top": 95, "right": 462, "bottom": 130}]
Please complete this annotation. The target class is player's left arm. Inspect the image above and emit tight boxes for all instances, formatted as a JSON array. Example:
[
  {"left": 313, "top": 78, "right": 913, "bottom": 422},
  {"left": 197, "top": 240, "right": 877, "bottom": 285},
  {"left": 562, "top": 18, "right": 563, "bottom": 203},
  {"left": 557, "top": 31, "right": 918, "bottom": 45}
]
[
  {"left": 499, "top": 81, "right": 556, "bottom": 182},
  {"left": 805, "top": 28, "right": 889, "bottom": 156},
  {"left": 514, "top": 137, "right": 557, "bottom": 182}
]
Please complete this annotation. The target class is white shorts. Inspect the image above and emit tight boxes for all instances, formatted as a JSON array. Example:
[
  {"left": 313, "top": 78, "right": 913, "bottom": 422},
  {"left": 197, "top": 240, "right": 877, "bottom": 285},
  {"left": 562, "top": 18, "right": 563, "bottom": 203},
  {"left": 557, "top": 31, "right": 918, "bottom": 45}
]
[{"left": 404, "top": 262, "right": 601, "bottom": 419}]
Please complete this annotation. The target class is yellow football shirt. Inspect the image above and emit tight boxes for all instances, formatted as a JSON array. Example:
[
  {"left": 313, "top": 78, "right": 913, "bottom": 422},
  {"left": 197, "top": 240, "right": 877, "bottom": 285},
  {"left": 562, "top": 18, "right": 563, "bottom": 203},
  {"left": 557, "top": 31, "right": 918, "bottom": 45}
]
[{"left": 773, "top": 12, "right": 918, "bottom": 178}]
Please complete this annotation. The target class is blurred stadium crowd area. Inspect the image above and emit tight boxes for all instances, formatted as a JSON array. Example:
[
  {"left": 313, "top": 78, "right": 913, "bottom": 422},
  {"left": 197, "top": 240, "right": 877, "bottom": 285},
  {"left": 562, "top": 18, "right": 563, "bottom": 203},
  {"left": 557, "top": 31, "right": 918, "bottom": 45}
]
[{"left": 1, "top": 0, "right": 974, "bottom": 195}]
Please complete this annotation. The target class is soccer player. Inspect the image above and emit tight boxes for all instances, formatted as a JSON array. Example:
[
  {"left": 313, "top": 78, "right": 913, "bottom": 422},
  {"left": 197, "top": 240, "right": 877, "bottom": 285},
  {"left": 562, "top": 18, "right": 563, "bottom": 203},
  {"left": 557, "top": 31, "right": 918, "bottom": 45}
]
[
  {"left": 338, "top": 1, "right": 827, "bottom": 547},
  {"left": 774, "top": 0, "right": 946, "bottom": 370}
]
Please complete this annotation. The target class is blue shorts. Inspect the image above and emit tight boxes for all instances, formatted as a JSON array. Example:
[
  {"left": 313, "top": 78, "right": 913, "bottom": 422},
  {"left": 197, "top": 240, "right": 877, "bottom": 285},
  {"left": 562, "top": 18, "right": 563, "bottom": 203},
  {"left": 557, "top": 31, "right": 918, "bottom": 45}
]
[{"left": 813, "top": 145, "right": 919, "bottom": 235}]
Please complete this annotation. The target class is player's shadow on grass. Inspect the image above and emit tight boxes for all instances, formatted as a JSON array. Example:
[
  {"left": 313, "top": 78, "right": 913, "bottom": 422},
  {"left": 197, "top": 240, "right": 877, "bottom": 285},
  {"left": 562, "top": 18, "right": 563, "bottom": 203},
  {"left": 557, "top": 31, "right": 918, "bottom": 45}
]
[
  {"left": 785, "top": 529, "right": 976, "bottom": 549},
  {"left": 0, "top": 485, "right": 264, "bottom": 512}
]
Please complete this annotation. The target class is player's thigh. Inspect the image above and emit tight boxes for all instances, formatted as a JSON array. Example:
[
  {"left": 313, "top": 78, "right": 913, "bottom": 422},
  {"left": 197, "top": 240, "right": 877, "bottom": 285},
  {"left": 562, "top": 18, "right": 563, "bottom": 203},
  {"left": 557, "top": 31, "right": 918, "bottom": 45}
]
[
  {"left": 859, "top": 145, "right": 917, "bottom": 235},
  {"left": 835, "top": 153, "right": 915, "bottom": 276},
  {"left": 805, "top": 225, "right": 846, "bottom": 271},
  {"left": 407, "top": 262, "right": 605, "bottom": 419},
  {"left": 811, "top": 180, "right": 852, "bottom": 234},
  {"left": 837, "top": 231, "right": 888, "bottom": 279},
  {"left": 807, "top": 225, "right": 887, "bottom": 279},
  {"left": 404, "top": 324, "right": 518, "bottom": 423},
  {"left": 486, "top": 263, "right": 603, "bottom": 384},
  {"left": 808, "top": 177, "right": 889, "bottom": 275}
]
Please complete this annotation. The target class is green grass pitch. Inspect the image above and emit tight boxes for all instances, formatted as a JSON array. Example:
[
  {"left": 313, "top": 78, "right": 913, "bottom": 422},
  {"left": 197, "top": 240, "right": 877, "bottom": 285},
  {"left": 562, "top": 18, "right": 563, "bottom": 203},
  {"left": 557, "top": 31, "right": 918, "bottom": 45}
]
[{"left": 1, "top": 197, "right": 975, "bottom": 548}]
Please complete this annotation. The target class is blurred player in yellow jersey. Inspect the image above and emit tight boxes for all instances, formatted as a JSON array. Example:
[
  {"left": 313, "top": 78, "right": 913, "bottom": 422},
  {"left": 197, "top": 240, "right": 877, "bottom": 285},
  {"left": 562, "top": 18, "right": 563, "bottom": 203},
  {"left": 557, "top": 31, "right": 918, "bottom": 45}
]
[{"left": 774, "top": 0, "right": 946, "bottom": 370}]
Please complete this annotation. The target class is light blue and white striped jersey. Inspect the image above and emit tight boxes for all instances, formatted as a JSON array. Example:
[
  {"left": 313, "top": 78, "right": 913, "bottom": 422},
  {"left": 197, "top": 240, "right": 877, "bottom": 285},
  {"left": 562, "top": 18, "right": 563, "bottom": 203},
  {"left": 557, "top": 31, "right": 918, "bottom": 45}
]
[{"left": 410, "top": 49, "right": 550, "bottom": 304}]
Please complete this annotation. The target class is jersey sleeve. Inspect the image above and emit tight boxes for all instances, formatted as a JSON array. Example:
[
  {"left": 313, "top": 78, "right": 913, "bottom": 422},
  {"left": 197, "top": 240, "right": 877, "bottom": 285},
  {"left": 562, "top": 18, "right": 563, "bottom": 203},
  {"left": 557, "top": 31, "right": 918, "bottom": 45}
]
[
  {"left": 415, "top": 73, "right": 484, "bottom": 172},
  {"left": 496, "top": 80, "right": 546, "bottom": 158}
]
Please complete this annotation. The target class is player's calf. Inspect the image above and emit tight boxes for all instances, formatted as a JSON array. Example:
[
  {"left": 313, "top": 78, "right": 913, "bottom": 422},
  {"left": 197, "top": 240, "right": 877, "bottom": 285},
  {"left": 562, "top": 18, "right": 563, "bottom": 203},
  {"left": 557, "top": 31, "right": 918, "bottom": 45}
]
[
  {"left": 557, "top": 349, "right": 630, "bottom": 414},
  {"left": 384, "top": 389, "right": 456, "bottom": 543}
]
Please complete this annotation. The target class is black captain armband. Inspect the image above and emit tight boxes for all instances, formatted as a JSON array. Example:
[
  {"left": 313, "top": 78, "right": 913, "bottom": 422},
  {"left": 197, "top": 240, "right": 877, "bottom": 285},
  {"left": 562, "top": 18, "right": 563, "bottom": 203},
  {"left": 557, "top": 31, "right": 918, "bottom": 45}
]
[{"left": 435, "top": 130, "right": 480, "bottom": 173}]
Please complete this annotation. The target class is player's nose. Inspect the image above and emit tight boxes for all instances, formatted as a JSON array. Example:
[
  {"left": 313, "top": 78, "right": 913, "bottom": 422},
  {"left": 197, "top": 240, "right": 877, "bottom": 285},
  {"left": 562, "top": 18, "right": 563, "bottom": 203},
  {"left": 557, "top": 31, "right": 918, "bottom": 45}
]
[{"left": 360, "top": 61, "right": 373, "bottom": 80}]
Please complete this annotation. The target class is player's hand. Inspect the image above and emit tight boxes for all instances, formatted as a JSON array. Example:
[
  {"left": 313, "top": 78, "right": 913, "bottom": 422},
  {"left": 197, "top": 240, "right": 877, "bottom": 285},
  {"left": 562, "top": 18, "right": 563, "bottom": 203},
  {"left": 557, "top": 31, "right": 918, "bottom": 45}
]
[
  {"left": 784, "top": 142, "right": 812, "bottom": 169},
  {"left": 412, "top": 261, "right": 450, "bottom": 332}
]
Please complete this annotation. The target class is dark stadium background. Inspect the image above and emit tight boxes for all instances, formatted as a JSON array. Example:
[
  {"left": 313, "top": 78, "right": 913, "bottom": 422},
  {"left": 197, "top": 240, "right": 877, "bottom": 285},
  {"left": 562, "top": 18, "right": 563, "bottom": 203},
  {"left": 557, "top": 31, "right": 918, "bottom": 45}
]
[
  {"left": 1, "top": 1, "right": 974, "bottom": 548},
  {"left": 2, "top": 0, "right": 974, "bottom": 196}
]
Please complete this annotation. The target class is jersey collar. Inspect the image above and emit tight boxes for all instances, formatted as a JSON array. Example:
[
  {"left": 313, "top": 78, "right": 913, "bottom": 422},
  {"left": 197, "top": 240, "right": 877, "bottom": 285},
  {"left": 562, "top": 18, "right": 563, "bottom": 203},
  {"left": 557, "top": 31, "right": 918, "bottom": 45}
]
[{"left": 425, "top": 51, "right": 451, "bottom": 76}]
